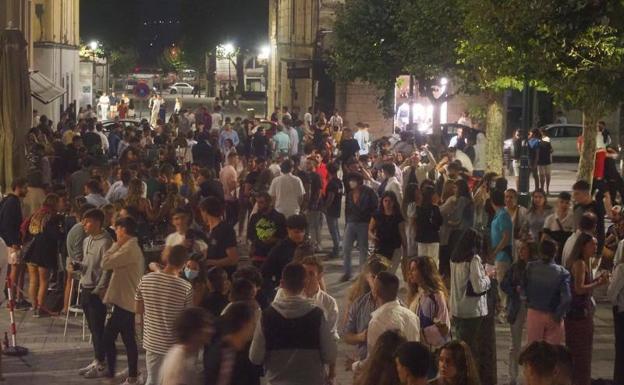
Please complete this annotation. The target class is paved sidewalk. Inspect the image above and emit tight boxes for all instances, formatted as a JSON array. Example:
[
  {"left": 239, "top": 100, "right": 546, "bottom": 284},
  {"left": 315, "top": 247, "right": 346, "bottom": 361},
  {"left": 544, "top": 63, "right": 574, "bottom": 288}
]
[
  {"left": 0, "top": 163, "right": 616, "bottom": 385},
  {"left": 0, "top": 263, "right": 616, "bottom": 385}
]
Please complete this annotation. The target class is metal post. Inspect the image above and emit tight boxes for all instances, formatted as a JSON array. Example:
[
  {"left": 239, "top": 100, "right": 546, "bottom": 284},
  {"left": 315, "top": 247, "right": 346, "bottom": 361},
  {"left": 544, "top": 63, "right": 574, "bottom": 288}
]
[
  {"left": 518, "top": 79, "right": 532, "bottom": 207},
  {"left": 264, "top": 62, "right": 269, "bottom": 119},
  {"left": 92, "top": 52, "right": 96, "bottom": 106}
]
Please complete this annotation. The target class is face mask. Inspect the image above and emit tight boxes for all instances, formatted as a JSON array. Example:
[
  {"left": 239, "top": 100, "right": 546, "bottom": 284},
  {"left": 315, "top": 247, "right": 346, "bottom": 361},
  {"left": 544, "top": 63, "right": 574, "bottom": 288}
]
[
  {"left": 184, "top": 267, "right": 199, "bottom": 281},
  {"left": 349, "top": 181, "right": 358, "bottom": 189}
]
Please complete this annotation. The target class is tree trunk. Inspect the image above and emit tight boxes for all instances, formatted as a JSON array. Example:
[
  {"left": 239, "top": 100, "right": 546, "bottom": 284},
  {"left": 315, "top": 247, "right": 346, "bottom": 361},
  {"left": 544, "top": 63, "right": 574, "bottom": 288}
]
[
  {"left": 577, "top": 111, "right": 599, "bottom": 187},
  {"left": 430, "top": 99, "right": 443, "bottom": 155},
  {"left": 236, "top": 53, "right": 245, "bottom": 95},
  {"left": 485, "top": 95, "right": 505, "bottom": 174}
]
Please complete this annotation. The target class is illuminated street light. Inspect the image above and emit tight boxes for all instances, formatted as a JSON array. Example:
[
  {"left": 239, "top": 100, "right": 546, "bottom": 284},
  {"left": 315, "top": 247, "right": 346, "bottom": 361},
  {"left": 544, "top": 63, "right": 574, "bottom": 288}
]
[
  {"left": 221, "top": 42, "right": 235, "bottom": 56},
  {"left": 258, "top": 45, "right": 270, "bottom": 60},
  {"left": 89, "top": 40, "right": 98, "bottom": 51}
]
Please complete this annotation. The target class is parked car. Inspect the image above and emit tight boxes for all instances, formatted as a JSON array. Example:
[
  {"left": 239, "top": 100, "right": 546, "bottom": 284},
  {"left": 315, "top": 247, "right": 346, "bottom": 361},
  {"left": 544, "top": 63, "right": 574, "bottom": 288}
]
[
  {"left": 101, "top": 119, "right": 142, "bottom": 133},
  {"left": 503, "top": 123, "right": 582, "bottom": 158},
  {"left": 169, "top": 82, "right": 194, "bottom": 95}
]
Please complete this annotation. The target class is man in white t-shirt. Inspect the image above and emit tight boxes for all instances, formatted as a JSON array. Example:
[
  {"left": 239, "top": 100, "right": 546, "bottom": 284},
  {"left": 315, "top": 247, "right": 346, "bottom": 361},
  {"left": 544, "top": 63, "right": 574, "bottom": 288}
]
[
  {"left": 211, "top": 105, "right": 224, "bottom": 131},
  {"left": 136, "top": 245, "right": 193, "bottom": 385},
  {"left": 352, "top": 271, "right": 420, "bottom": 372},
  {"left": 163, "top": 209, "right": 207, "bottom": 256},
  {"left": 268, "top": 160, "right": 305, "bottom": 218},
  {"left": 353, "top": 123, "right": 370, "bottom": 155}
]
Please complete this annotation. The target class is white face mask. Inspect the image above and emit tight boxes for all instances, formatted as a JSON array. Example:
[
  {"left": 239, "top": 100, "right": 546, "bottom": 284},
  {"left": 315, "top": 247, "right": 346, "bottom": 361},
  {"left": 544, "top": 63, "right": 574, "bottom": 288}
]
[{"left": 349, "top": 181, "right": 358, "bottom": 189}]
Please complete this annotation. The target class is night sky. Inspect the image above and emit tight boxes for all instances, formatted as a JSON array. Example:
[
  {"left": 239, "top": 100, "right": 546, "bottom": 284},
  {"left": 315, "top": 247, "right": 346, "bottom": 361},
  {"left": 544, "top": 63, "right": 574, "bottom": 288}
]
[{"left": 80, "top": 0, "right": 268, "bottom": 66}]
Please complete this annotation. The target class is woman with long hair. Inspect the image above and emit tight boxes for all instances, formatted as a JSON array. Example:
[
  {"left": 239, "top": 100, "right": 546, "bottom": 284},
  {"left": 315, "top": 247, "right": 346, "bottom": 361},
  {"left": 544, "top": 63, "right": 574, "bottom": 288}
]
[
  {"left": 342, "top": 258, "right": 389, "bottom": 362},
  {"left": 405, "top": 182, "right": 422, "bottom": 259},
  {"left": 415, "top": 185, "right": 443, "bottom": 266},
  {"left": 355, "top": 330, "right": 406, "bottom": 385},
  {"left": 523, "top": 189, "right": 553, "bottom": 245},
  {"left": 23, "top": 193, "right": 65, "bottom": 316},
  {"left": 125, "top": 178, "right": 153, "bottom": 218},
  {"left": 449, "top": 228, "right": 492, "bottom": 369},
  {"left": 473, "top": 172, "right": 497, "bottom": 230},
  {"left": 369, "top": 191, "right": 406, "bottom": 274},
  {"left": 430, "top": 340, "right": 481, "bottom": 385},
  {"left": 440, "top": 179, "right": 474, "bottom": 278},
  {"left": 179, "top": 169, "right": 197, "bottom": 200},
  {"left": 407, "top": 256, "right": 451, "bottom": 350},
  {"left": 565, "top": 233, "right": 609, "bottom": 385},
  {"left": 156, "top": 183, "right": 186, "bottom": 223}
]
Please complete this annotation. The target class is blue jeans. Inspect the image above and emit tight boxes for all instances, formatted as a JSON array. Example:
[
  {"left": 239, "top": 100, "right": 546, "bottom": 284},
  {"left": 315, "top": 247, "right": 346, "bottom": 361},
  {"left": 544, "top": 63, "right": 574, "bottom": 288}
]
[
  {"left": 343, "top": 222, "right": 369, "bottom": 276},
  {"left": 326, "top": 216, "right": 341, "bottom": 255}
]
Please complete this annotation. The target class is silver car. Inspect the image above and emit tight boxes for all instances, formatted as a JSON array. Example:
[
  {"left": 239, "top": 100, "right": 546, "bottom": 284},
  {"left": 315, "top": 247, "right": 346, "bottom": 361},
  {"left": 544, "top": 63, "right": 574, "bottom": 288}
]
[{"left": 169, "top": 82, "right": 194, "bottom": 95}]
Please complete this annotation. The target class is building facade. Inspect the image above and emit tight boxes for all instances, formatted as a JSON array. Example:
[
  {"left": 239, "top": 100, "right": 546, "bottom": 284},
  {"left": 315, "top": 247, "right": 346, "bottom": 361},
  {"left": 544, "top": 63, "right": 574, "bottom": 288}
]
[
  {"left": 1, "top": 0, "right": 80, "bottom": 124},
  {"left": 267, "top": 0, "right": 394, "bottom": 135}
]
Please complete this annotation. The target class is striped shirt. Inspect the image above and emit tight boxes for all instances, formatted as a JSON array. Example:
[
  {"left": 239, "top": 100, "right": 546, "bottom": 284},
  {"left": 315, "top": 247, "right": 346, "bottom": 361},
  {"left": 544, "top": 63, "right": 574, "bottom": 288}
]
[{"left": 136, "top": 271, "right": 193, "bottom": 354}]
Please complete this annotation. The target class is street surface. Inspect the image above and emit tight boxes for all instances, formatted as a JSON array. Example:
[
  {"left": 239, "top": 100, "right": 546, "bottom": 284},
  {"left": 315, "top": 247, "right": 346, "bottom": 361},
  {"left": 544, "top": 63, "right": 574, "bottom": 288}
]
[
  {"left": 129, "top": 93, "right": 268, "bottom": 121},
  {"left": 0, "top": 164, "right": 616, "bottom": 385}
]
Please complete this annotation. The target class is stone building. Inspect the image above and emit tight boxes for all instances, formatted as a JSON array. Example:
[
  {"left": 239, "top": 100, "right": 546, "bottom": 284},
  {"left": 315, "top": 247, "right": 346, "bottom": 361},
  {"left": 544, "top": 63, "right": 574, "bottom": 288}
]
[
  {"left": 267, "top": 0, "right": 394, "bottom": 136},
  {"left": 1, "top": 0, "right": 80, "bottom": 124}
]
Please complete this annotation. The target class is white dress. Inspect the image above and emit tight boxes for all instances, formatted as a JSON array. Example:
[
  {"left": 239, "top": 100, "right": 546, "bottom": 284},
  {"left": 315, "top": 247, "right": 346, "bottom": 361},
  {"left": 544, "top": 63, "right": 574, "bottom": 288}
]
[{"left": 97, "top": 95, "right": 110, "bottom": 121}]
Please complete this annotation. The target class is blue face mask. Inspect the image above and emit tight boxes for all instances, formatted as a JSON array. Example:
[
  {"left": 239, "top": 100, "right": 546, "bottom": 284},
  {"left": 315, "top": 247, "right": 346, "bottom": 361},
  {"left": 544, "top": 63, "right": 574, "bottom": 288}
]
[{"left": 184, "top": 268, "right": 199, "bottom": 281}]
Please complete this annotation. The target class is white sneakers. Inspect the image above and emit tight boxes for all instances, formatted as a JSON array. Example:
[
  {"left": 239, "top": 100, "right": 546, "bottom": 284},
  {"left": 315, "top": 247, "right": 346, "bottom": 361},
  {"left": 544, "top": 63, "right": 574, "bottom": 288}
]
[
  {"left": 78, "top": 360, "right": 98, "bottom": 376},
  {"left": 83, "top": 363, "right": 107, "bottom": 379},
  {"left": 78, "top": 360, "right": 107, "bottom": 379}
]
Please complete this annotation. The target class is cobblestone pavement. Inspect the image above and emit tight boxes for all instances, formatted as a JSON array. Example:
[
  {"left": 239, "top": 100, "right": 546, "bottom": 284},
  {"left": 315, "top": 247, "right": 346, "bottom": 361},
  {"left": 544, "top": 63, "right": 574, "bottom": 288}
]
[{"left": 0, "top": 164, "right": 616, "bottom": 385}]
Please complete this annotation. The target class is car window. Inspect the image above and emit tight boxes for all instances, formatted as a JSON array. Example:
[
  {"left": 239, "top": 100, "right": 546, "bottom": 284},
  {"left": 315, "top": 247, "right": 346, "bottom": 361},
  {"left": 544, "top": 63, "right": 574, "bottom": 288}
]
[
  {"left": 545, "top": 126, "right": 560, "bottom": 138},
  {"left": 563, "top": 126, "right": 582, "bottom": 137}
]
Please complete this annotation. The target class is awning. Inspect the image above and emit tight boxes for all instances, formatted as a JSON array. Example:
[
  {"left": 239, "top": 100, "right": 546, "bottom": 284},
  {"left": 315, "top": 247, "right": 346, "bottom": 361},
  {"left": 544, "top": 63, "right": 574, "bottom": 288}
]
[{"left": 29, "top": 71, "right": 65, "bottom": 104}]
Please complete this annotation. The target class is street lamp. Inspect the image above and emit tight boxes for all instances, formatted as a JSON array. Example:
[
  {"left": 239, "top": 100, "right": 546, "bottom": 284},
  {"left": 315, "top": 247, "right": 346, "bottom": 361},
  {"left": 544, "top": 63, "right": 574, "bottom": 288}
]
[
  {"left": 221, "top": 43, "right": 235, "bottom": 56},
  {"left": 217, "top": 43, "right": 236, "bottom": 101},
  {"left": 89, "top": 41, "right": 99, "bottom": 106},
  {"left": 258, "top": 44, "right": 270, "bottom": 118},
  {"left": 258, "top": 45, "right": 270, "bottom": 61}
]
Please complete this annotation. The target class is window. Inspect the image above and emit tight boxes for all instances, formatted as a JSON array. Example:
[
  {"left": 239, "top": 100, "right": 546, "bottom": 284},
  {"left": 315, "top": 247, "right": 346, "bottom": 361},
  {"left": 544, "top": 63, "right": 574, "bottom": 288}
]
[
  {"left": 545, "top": 126, "right": 560, "bottom": 138},
  {"left": 562, "top": 126, "right": 582, "bottom": 137}
]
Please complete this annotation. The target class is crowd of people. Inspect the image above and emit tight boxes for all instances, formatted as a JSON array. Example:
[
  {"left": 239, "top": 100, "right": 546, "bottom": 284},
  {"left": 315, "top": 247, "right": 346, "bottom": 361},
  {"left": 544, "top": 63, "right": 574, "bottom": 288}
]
[{"left": 0, "top": 101, "right": 622, "bottom": 385}]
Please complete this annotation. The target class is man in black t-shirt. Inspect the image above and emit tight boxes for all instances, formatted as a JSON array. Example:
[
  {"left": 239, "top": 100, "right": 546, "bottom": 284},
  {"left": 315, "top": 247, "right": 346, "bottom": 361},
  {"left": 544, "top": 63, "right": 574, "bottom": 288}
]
[
  {"left": 324, "top": 162, "right": 343, "bottom": 258},
  {"left": 200, "top": 197, "right": 239, "bottom": 277},
  {"left": 251, "top": 128, "right": 270, "bottom": 159},
  {"left": 304, "top": 156, "right": 323, "bottom": 252},
  {"left": 261, "top": 214, "right": 307, "bottom": 299},
  {"left": 247, "top": 192, "right": 287, "bottom": 268}
]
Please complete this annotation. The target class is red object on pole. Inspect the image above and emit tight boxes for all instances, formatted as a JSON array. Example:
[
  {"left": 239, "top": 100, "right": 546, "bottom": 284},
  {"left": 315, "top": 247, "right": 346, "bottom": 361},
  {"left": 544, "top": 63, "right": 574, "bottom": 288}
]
[{"left": 3, "top": 277, "right": 28, "bottom": 356}]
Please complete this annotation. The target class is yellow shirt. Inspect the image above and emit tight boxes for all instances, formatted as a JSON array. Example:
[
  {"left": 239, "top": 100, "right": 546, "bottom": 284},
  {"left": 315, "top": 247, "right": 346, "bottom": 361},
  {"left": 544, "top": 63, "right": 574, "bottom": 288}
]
[{"left": 62, "top": 130, "right": 76, "bottom": 145}]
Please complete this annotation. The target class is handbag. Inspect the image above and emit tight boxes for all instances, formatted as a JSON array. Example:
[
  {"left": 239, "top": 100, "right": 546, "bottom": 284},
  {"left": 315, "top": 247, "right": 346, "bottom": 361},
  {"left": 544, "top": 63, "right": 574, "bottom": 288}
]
[{"left": 466, "top": 256, "right": 487, "bottom": 297}]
